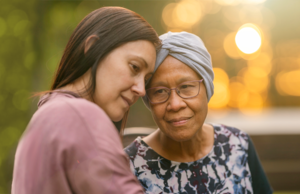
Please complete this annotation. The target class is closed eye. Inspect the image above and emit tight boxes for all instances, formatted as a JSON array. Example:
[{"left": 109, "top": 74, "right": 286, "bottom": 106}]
[
  {"left": 130, "top": 63, "right": 140, "bottom": 73},
  {"left": 179, "top": 84, "right": 196, "bottom": 89},
  {"left": 154, "top": 88, "right": 168, "bottom": 94}
]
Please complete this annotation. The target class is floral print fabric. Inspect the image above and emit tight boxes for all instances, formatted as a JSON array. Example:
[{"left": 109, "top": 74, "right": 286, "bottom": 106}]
[{"left": 125, "top": 124, "right": 253, "bottom": 194}]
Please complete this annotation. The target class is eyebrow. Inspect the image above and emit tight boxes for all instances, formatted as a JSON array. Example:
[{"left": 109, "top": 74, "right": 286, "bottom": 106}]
[
  {"left": 149, "top": 77, "right": 198, "bottom": 88},
  {"left": 135, "top": 56, "right": 149, "bottom": 69},
  {"left": 177, "top": 77, "right": 194, "bottom": 83}
]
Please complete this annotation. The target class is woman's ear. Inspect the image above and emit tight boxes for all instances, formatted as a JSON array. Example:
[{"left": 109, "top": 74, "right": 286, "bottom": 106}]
[{"left": 84, "top": 35, "right": 99, "bottom": 54}]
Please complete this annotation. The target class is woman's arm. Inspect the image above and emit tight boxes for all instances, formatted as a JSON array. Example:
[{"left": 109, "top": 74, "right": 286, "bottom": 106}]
[
  {"left": 62, "top": 99, "right": 144, "bottom": 194},
  {"left": 12, "top": 97, "right": 144, "bottom": 194}
]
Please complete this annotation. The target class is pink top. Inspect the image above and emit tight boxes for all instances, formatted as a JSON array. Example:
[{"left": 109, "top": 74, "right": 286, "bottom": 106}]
[{"left": 12, "top": 91, "right": 144, "bottom": 194}]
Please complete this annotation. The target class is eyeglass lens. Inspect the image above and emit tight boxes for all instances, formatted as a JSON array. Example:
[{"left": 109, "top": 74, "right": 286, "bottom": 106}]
[{"left": 146, "top": 80, "right": 201, "bottom": 104}]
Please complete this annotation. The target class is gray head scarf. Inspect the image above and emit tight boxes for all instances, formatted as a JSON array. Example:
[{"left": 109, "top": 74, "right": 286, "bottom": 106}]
[{"left": 142, "top": 31, "right": 214, "bottom": 109}]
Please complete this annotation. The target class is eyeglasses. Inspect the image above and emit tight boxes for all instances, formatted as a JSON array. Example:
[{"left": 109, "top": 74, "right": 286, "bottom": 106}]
[{"left": 146, "top": 79, "right": 203, "bottom": 104}]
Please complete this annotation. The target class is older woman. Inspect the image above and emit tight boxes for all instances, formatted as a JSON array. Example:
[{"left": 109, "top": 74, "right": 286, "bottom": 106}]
[{"left": 125, "top": 32, "right": 272, "bottom": 194}]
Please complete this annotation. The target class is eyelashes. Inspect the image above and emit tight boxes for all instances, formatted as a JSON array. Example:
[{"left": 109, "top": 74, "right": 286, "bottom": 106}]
[
  {"left": 129, "top": 62, "right": 152, "bottom": 83},
  {"left": 131, "top": 64, "right": 140, "bottom": 72},
  {"left": 130, "top": 63, "right": 141, "bottom": 74}
]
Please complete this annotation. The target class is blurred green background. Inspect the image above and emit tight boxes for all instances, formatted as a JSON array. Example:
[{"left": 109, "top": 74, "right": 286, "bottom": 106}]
[{"left": 0, "top": 0, "right": 300, "bottom": 193}]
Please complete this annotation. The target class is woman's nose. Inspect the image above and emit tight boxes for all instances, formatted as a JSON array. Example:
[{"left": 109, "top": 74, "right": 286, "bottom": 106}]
[
  {"left": 166, "top": 90, "right": 187, "bottom": 112},
  {"left": 131, "top": 79, "right": 146, "bottom": 97}
]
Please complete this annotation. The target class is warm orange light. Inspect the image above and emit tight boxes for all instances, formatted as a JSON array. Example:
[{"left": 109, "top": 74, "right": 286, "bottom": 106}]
[
  {"left": 275, "top": 39, "right": 300, "bottom": 58},
  {"left": 238, "top": 6, "right": 263, "bottom": 26},
  {"left": 213, "top": 67, "right": 230, "bottom": 85},
  {"left": 239, "top": 92, "right": 264, "bottom": 115},
  {"left": 201, "top": 0, "right": 221, "bottom": 15},
  {"left": 223, "top": 32, "right": 240, "bottom": 59},
  {"left": 239, "top": 67, "right": 269, "bottom": 93},
  {"left": 247, "top": 53, "right": 272, "bottom": 74},
  {"left": 175, "top": 0, "right": 202, "bottom": 26},
  {"left": 275, "top": 70, "right": 300, "bottom": 96},
  {"left": 215, "top": 0, "right": 240, "bottom": 6},
  {"left": 208, "top": 68, "right": 230, "bottom": 109},
  {"left": 209, "top": 82, "right": 230, "bottom": 109},
  {"left": 235, "top": 23, "right": 262, "bottom": 54},
  {"left": 227, "top": 77, "right": 265, "bottom": 114},
  {"left": 244, "top": 0, "right": 267, "bottom": 4},
  {"left": 162, "top": 0, "right": 202, "bottom": 30},
  {"left": 215, "top": 0, "right": 266, "bottom": 6},
  {"left": 162, "top": 3, "right": 178, "bottom": 28},
  {"left": 222, "top": 7, "right": 240, "bottom": 23},
  {"left": 228, "top": 81, "right": 249, "bottom": 108}
]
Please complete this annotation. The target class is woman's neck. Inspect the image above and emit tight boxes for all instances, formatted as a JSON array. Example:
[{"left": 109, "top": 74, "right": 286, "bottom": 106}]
[
  {"left": 59, "top": 69, "right": 92, "bottom": 102},
  {"left": 144, "top": 123, "right": 214, "bottom": 163}
]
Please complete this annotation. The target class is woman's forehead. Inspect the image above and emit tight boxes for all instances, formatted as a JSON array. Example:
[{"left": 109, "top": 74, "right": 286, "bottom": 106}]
[{"left": 149, "top": 56, "right": 202, "bottom": 85}]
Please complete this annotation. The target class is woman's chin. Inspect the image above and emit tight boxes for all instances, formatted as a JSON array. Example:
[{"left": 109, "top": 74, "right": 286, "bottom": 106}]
[
  {"left": 108, "top": 111, "right": 124, "bottom": 122},
  {"left": 111, "top": 115, "right": 123, "bottom": 122},
  {"left": 167, "top": 132, "right": 196, "bottom": 143}
]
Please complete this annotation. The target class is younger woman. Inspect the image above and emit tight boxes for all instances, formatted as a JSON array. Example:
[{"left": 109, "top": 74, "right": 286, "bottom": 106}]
[{"left": 12, "top": 7, "right": 160, "bottom": 194}]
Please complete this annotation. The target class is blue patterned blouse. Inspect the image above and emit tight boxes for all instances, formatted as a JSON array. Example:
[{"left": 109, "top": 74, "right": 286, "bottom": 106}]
[{"left": 125, "top": 124, "right": 272, "bottom": 194}]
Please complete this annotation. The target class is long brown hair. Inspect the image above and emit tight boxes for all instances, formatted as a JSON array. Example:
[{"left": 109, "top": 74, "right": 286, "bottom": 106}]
[{"left": 49, "top": 7, "right": 161, "bottom": 133}]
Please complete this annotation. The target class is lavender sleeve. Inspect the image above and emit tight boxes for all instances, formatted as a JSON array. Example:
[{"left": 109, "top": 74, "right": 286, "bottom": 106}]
[{"left": 12, "top": 96, "right": 144, "bottom": 194}]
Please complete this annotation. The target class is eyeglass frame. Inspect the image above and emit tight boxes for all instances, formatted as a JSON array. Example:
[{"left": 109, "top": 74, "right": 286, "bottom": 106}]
[{"left": 146, "top": 79, "right": 204, "bottom": 104}]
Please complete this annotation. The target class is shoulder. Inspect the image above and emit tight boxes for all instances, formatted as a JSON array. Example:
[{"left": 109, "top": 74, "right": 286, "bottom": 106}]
[
  {"left": 39, "top": 95, "right": 104, "bottom": 115},
  {"left": 28, "top": 95, "right": 117, "bottom": 143},
  {"left": 24, "top": 94, "right": 122, "bottom": 153},
  {"left": 124, "top": 138, "right": 143, "bottom": 176},
  {"left": 36, "top": 95, "right": 110, "bottom": 125},
  {"left": 213, "top": 123, "right": 250, "bottom": 150},
  {"left": 124, "top": 137, "right": 160, "bottom": 161},
  {"left": 124, "top": 138, "right": 142, "bottom": 161}
]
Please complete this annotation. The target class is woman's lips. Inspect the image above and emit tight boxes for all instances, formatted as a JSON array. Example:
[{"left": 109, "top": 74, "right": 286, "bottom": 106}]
[
  {"left": 121, "top": 96, "right": 133, "bottom": 108},
  {"left": 167, "top": 117, "right": 192, "bottom": 126}
]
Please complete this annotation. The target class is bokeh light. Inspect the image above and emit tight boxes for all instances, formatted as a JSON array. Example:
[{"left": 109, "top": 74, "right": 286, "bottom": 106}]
[
  {"left": 247, "top": 52, "right": 272, "bottom": 74},
  {"left": 162, "top": 3, "right": 177, "bottom": 28},
  {"left": 176, "top": 0, "right": 202, "bottom": 26},
  {"left": 222, "top": 7, "right": 240, "bottom": 24},
  {"left": 276, "top": 39, "right": 300, "bottom": 58},
  {"left": 238, "top": 67, "right": 269, "bottom": 93},
  {"left": 208, "top": 68, "right": 230, "bottom": 109},
  {"left": 261, "top": 7, "right": 276, "bottom": 29},
  {"left": 227, "top": 69, "right": 267, "bottom": 113},
  {"left": 203, "top": 29, "right": 227, "bottom": 68},
  {"left": 239, "top": 92, "right": 264, "bottom": 114},
  {"left": 223, "top": 32, "right": 240, "bottom": 59},
  {"left": 228, "top": 79, "right": 249, "bottom": 108},
  {"left": 162, "top": 0, "right": 202, "bottom": 30},
  {"left": 215, "top": 0, "right": 266, "bottom": 5},
  {"left": 275, "top": 70, "right": 300, "bottom": 96},
  {"left": 202, "top": 0, "right": 221, "bottom": 15},
  {"left": 215, "top": 0, "right": 240, "bottom": 6},
  {"left": 238, "top": 6, "right": 263, "bottom": 25},
  {"left": 235, "top": 24, "right": 262, "bottom": 54}
]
